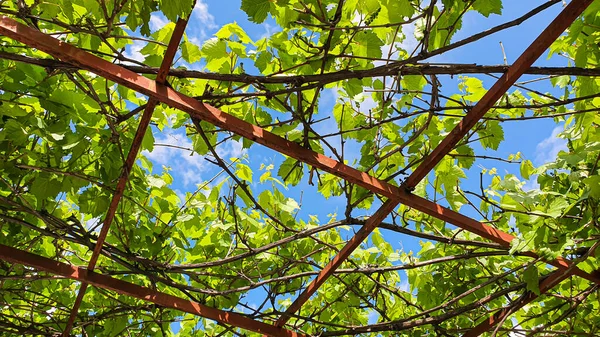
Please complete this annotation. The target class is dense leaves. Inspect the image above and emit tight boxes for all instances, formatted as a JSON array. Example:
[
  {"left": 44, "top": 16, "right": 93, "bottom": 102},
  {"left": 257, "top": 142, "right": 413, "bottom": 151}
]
[{"left": 0, "top": 0, "right": 599, "bottom": 336}]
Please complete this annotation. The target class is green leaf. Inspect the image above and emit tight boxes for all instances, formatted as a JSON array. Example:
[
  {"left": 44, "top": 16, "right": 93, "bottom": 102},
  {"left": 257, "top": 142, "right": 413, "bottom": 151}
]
[
  {"left": 202, "top": 38, "right": 229, "bottom": 71},
  {"left": 236, "top": 163, "right": 253, "bottom": 182},
  {"left": 40, "top": 237, "right": 56, "bottom": 257},
  {"left": 181, "top": 39, "right": 202, "bottom": 63},
  {"left": 463, "top": 77, "right": 486, "bottom": 102},
  {"left": 215, "top": 23, "right": 252, "bottom": 44},
  {"left": 520, "top": 160, "right": 534, "bottom": 180},
  {"left": 278, "top": 158, "right": 303, "bottom": 186},
  {"left": 401, "top": 75, "right": 427, "bottom": 91},
  {"left": 523, "top": 265, "right": 540, "bottom": 295},
  {"left": 142, "top": 128, "right": 155, "bottom": 152},
  {"left": 546, "top": 197, "right": 568, "bottom": 218},
  {"left": 159, "top": 0, "right": 194, "bottom": 21},
  {"left": 353, "top": 31, "right": 384, "bottom": 59},
  {"left": 241, "top": 0, "right": 271, "bottom": 23},
  {"left": 473, "top": 0, "right": 502, "bottom": 17},
  {"left": 584, "top": 176, "right": 600, "bottom": 199},
  {"left": 30, "top": 175, "right": 62, "bottom": 200},
  {"left": 477, "top": 120, "right": 504, "bottom": 150}
]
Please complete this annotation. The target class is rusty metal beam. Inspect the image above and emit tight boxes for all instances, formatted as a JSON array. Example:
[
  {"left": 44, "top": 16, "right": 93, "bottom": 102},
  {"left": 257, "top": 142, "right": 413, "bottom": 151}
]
[
  {"left": 463, "top": 269, "right": 570, "bottom": 337},
  {"left": 403, "top": 0, "right": 594, "bottom": 190},
  {"left": 273, "top": 0, "right": 593, "bottom": 326},
  {"left": 275, "top": 199, "right": 397, "bottom": 326},
  {"left": 0, "top": 244, "right": 304, "bottom": 337},
  {"left": 1, "top": 16, "right": 597, "bottom": 289},
  {"left": 464, "top": 242, "right": 600, "bottom": 337},
  {"left": 61, "top": 18, "right": 189, "bottom": 336}
]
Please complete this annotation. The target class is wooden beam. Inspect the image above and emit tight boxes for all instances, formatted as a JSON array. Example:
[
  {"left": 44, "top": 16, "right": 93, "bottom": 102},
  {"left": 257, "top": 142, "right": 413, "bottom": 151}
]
[
  {"left": 403, "top": 0, "right": 594, "bottom": 190},
  {"left": 0, "top": 244, "right": 305, "bottom": 337}
]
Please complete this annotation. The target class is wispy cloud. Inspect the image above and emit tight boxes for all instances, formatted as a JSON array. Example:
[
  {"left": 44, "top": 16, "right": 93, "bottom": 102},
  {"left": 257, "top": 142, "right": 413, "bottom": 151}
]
[
  {"left": 261, "top": 22, "right": 278, "bottom": 39},
  {"left": 399, "top": 279, "right": 410, "bottom": 292},
  {"left": 534, "top": 126, "right": 567, "bottom": 165},
  {"left": 399, "top": 21, "right": 418, "bottom": 55},
  {"left": 194, "top": 1, "right": 217, "bottom": 29},
  {"left": 189, "top": 0, "right": 217, "bottom": 42},
  {"left": 523, "top": 126, "right": 567, "bottom": 191},
  {"left": 143, "top": 131, "right": 206, "bottom": 186},
  {"left": 150, "top": 13, "right": 168, "bottom": 31},
  {"left": 124, "top": 40, "right": 145, "bottom": 62},
  {"left": 143, "top": 130, "right": 245, "bottom": 188}
]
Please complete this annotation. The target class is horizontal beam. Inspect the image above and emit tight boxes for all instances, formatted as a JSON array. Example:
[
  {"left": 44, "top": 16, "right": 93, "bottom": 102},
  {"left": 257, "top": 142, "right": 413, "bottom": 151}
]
[
  {"left": 0, "top": 244, "right": 304, "bottom": 337},
  {"left": 0, "top": 16, "right": 598, "bottom": 287},
  {"left": 403, "top": 0, "right": 594, "bottom": 189}
]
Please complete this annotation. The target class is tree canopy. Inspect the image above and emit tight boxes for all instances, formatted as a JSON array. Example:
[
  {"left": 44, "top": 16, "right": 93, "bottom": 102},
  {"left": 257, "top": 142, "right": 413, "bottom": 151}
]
[{"left": 0, "top": 0, "right": 599, "bottom": 336}]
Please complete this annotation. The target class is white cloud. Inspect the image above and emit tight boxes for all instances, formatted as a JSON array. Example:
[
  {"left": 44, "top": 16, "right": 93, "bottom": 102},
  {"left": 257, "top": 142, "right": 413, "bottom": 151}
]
[
  {"left": 45, "top": 307, "right": 57, "bottom": 320},
  {"left": 143, "top": 130, "right": 246, "bottom": 188},
  {"left": 84, "top": 217, "right": 101, "bottom": 232},
  {"left": 143, "top": 131, "right": 207, "bottom": 187},
  {"left": 217, "top": 137, "right": 244, "bottom": 160},
  {"left": 150, "top": 13, "right": 169, "bottom": 31},
  {"left": 376, "top": 22, "right": 419, "bottom": 67},
  {"left": 368, "top": 311, "right": 379, "bottom": 324},
  {"left": 523, "top": 126, "right": 568, "bottom": 191},
  {"left": 188, "top": 0, "right": 217, "bottom": 42},
  {"left": 534, "top": 126, "right": 567, "bottom": 165},
  {"left": 194, "top": 1, "right": 217, "bottom": 29},
  {"left": 124, "top": 40, "right": 145, "bottom": 62},
  {"left": 399, "top": 21, "right": 419, "bottom": 55},
  {"left": 399, "top": 279, "right": 410, "bottom": 292},
  {"left": 522, "top": 176, "right": 539, "bottom": 191},
  {"left": 261, "top": 22, "right": 278, "bottom": 39}
]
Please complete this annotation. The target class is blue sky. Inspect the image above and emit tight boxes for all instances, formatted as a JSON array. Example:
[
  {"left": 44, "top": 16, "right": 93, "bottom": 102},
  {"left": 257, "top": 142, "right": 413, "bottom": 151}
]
[{"left": 132, "top": 0, "right": 573, "bottom": 321}]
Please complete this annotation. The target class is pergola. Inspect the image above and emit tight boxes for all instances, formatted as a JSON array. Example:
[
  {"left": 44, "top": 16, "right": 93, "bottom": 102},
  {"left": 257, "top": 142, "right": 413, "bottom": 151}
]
[{"left": 0, "top": 0, "right": 598, "bottom": 336}]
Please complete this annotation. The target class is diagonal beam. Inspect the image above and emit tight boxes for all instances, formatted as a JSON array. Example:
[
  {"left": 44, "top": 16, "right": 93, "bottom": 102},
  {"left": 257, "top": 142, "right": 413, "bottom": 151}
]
[
  {"left": 0, "top": 244, "right": 305, "bottom": 337},
  {"left": 402, "top": 0, "right": 593, "bottom": 190},
  {"left": 275, "top": 0, "right": 594, "bottom": 325},
  {"left": 463, "top": 240, "right": 600, "bottom": 337},
  {"left": 0, "top": 11, "right": 598, "bottom": 299},
  {"left": 275, "top": 199, "right": 397, "bottom": 326},
  {"left": 62, "top": 18, "right": 189, "bottom": 336},
  {"left": 462, "top": 269, "right": 569, "bottom": 337}
]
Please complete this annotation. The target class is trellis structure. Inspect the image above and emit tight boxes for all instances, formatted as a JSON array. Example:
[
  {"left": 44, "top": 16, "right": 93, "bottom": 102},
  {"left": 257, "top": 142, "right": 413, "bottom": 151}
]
[{"left": 0, "top": 0, "right": 599, "bottom": 336}]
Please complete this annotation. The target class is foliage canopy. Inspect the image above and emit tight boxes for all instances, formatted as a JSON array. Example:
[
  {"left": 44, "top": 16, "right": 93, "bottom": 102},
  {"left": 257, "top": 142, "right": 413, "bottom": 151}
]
[{"left": 0, "top": 0, "right": 599, "bottom": 336}]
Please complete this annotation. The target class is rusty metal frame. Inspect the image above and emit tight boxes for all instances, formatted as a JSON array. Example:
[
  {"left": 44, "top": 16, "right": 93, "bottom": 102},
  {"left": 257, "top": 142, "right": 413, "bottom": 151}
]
[
  {"left": 403, "top": 0, "right": 595, "bottom": 190},
  {"left": 0, "top": 0, "right": 596, "bottom": 335},
  {"left": 463, "top": 268, "right": 572, "bottom": 337},
  {"left": 61, "top": 17, "right": 190, "bottom": 337},
  {"left": 272, "top": 0, "right": 595, "bottom": 326},
  {"left": 0, "top": 244, "right": 305, "bottom": 337},
  {"left": 0, "top": 15, "right": 597, "bottom": 284}
]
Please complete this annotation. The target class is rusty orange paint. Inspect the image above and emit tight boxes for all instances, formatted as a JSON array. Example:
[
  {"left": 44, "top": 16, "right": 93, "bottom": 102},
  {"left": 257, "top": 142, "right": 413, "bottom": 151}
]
[
  {"left": 0, "top": 15, "right": 597, "bottom": 288},
  {"left": 61, "top": 17, "right": 189, "bottom": 337},
  {"left": 0, "top": 244, "right": 305, "bottom": 337},
  {"left": 403, "top": 0, "right": 594, "bottom": 189}
]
